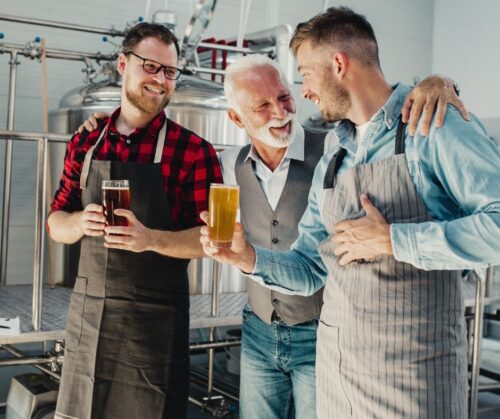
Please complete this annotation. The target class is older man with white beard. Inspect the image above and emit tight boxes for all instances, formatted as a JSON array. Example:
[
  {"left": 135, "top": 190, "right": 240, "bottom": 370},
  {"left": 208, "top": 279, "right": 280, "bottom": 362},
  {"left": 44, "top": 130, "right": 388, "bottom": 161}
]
[
  {"left": 218, "top": 55, "right": 465, "bottom": 419},
  {"left": 80, "top": 53, "right": 465, "bottom": 419}
]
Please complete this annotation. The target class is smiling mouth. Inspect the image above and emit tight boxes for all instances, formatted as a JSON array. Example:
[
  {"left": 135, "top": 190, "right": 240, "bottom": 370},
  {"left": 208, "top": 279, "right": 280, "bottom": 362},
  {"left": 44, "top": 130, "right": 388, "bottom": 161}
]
[
  {"left": 270, "top": 120, "right": 292, "bottom": 135},
  {"left": 144, "top": 85, "right": 165, "bottom": 95}
]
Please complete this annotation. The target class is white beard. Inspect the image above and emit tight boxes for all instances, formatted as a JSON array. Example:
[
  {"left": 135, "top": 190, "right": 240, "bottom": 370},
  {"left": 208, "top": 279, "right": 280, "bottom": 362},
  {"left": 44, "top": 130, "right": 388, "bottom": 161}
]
[{"left": 245, "top": 113, "right": 296, "bottom": 148}]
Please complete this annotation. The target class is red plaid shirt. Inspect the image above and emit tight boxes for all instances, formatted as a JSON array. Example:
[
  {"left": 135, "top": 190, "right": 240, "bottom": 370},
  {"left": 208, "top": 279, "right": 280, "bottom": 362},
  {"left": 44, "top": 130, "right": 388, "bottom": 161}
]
[{"left": 50, "top": 108, "right": 222, "bottom": 229}]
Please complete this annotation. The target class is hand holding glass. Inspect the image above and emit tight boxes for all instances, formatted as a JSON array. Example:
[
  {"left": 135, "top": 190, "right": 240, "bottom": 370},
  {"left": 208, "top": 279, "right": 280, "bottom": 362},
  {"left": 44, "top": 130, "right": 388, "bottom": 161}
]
[
  {"left": 209, "top": 184, "right": 239, "bottom": 248},
  {"left": 102, "top": 180, "right": 131, "bottom": 227}
]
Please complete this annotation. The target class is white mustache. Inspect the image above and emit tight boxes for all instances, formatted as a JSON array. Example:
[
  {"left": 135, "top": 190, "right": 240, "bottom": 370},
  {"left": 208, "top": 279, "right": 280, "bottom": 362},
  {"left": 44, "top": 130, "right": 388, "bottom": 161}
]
[{"left": 266, "top": 113, "right": 294, "bottom": 129}]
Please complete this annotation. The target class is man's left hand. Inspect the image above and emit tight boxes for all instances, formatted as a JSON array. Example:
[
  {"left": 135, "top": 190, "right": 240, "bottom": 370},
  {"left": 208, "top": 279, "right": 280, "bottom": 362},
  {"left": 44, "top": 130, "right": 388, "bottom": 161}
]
[
  {"left": 103, "top": 209, "right": 154, "bottom": 253},
  {"left": 332, "top": 194, "right": 393, "bottom": 266},
  {"left": 401, "top": 75, "right": 470, "bottom": 136}
]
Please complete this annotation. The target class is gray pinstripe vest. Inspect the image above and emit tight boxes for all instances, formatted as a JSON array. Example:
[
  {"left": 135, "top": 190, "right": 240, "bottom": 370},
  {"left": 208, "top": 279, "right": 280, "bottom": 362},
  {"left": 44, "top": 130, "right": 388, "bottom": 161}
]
[{"left": 235, "top": 127, "right": 326, "bottom": 325}]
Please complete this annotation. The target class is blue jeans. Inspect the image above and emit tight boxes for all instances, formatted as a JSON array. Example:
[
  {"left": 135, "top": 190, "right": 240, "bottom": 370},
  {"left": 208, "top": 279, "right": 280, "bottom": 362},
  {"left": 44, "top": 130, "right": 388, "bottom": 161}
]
[{"left": 239, "top": 305, "right": 318, "bottom": 419}]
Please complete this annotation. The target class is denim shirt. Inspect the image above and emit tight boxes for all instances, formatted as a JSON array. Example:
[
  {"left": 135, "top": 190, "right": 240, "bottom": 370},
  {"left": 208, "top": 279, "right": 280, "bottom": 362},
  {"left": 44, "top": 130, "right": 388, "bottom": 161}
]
[{"left": 250, "top": 83, "right": 500, "bottom": 296}]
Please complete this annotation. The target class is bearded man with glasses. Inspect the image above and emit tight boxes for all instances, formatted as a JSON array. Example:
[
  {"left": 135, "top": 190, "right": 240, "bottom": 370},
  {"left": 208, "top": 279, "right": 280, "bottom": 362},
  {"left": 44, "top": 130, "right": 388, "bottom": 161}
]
[{"left": 48, "top": 22, "right": 222, "bottom": 419}]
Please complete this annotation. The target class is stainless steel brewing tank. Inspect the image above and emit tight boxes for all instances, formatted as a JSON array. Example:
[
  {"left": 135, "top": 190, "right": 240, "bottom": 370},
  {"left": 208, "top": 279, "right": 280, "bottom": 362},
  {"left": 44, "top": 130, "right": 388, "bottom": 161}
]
[{"left": 48, "top": 75, "right": 247, "bottom": 294}]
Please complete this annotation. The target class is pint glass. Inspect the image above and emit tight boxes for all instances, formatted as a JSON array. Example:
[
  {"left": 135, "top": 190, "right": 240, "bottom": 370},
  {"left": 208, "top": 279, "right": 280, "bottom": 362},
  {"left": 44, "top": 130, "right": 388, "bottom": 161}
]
[
  {"left": 102, "top": 180, "right": 131, "bottom": 227},
  {"left": 209, "top": 184, "right": 239, "bottom": 248}
]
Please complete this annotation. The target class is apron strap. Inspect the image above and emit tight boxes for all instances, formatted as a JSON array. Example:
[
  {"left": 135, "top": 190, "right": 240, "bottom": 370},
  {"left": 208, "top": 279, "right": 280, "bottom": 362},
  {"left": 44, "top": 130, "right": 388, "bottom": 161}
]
[
  {"left": 394, "top": 118, "right": 407, "bottom": 155},
  {"left": 323, "top": 147, "right": 347, "bottom": 189},
  {"left": 153, "top": 121, "right": 167, "bottom": 163},
  {"left": 80, "top": 126, "right": 108, "bottom": 190}
]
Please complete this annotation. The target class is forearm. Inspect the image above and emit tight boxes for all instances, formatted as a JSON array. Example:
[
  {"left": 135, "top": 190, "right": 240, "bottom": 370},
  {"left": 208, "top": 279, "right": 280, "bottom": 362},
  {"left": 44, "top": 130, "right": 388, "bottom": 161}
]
[
  {"left": 249, "top": 245, "right": 328, "bottom": 296},
  {"left": 391, "top": 213, "right": 500, "bottom": 270},
  {"left": 47, "top": 211, "right": 84, "bottom": 244},
  {"left": 148, "top": 226, "right": 204, "bottom": 259}
]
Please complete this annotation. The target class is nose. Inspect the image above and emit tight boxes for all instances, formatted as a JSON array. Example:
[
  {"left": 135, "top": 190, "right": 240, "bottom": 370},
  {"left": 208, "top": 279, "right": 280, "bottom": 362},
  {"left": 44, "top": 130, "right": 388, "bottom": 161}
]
[
  {"left": 301, "top": 84, "right": 310, "bottom": 99},
  {"left": 270, "top": 99, "right": 287, "bottom": 119},
  {"left": 152, "top": 69, "right": 168, "bottom": 84}
]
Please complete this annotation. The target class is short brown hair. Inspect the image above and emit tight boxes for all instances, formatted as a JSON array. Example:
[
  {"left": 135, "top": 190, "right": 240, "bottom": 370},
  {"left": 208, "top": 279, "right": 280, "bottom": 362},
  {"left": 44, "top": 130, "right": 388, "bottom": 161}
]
[
  {"left": 290, "top": 7, "right": 380, "bottom": 68},
  {"left": 122, "top": 22, "right": 180, "bottom": 58}
]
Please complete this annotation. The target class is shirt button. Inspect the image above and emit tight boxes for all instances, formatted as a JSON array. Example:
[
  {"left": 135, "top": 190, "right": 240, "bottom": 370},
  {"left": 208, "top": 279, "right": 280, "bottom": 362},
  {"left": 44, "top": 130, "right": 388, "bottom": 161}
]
[
  {"left": 387, "top": 118, "right": 393, "bottom": 125},
  {"left": 126, "top": 139, "right": 131, "bottom": 144},
  {"left": 272, "top": 238, "right": 279, "bottom": 244},
  {"left": 272, "top": 219, "right": 279, "bottom": 226}
]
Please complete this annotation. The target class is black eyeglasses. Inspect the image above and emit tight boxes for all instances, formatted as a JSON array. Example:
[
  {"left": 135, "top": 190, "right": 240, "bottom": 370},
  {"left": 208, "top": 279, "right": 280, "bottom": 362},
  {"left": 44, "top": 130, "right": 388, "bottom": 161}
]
[{"left": 124, "top": 51, "right": 184, "bottom": 80}]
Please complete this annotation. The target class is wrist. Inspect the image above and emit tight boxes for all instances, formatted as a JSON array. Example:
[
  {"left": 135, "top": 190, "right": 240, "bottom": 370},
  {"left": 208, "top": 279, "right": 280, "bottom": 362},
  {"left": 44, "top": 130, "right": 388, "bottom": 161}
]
[
  {"left": 147, "top": 229, "right": 164, "bottom": 253},
  {"left": 238, "top": 243, "right": 256, "bottom": 274}
]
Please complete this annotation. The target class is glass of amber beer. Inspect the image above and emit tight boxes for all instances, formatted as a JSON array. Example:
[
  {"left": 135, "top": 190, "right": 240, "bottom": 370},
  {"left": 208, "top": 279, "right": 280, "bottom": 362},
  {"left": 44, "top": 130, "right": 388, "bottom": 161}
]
[
  {"left": 209, "top": 183, "right": 239, "bottom": 248},
  {"left": 102, "top": 180, "right": 131, "bottom": 227}
]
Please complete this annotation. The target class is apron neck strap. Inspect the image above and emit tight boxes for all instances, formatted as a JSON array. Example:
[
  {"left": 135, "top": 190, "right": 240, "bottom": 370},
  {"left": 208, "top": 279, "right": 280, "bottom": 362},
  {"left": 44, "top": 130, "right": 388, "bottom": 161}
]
[
  {"left": 80, "top": 124, "right": 108, "bottom": 190},
  {"left": 394, "top": 118, "right": 407, "bottom": 155},
  {"left": 79, "top": 119, "right": 167, "bottom": 190},
  {"left": 154, "top": 120, "right": 167, "bottom": 163}
]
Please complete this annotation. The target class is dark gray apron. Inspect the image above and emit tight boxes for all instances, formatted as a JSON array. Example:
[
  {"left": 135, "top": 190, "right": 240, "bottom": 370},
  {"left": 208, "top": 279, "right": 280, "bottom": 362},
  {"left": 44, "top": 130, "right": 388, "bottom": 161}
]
[
  {"left": 55, "top": 121, "right": 190, "bottom": 419},
  {"left": 316, "top": 120, "right": 468, "bottom": 418}
]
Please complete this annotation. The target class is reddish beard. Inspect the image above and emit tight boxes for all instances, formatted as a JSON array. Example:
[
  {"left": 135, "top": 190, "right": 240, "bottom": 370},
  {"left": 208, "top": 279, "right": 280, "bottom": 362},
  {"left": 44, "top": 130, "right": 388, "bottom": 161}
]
[{"left": 125, "top": 81, "right": 171, "bottom": 114}]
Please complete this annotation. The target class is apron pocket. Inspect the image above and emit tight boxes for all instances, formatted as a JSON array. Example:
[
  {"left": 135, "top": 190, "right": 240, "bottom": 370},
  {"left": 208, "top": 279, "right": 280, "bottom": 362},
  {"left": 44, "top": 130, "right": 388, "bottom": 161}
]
[
  {"left": 127, "top": 287, "right": 189, "bottom": 366},
  {"left": 64, "top": 277, "right": 87, "bottom": 352},
  {"left": 318, "top": 320, "right": 353, "bottom": 415}
]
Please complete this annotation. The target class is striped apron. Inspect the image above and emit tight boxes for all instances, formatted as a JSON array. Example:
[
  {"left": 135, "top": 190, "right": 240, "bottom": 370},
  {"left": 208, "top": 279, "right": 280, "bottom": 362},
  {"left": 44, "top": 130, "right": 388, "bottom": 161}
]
[{"left": 316, "top": 120, "right": 468, "bottom": 418}]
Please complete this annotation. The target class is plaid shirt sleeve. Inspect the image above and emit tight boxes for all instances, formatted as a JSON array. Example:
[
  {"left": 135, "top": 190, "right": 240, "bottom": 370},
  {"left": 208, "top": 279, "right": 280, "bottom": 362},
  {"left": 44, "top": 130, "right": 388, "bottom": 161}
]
[
  {"left": 180, "top": 136, "right": 222, "bottom": 228},
  {"left": 50, "top": 130, "right": 98, "bottom": 213}
]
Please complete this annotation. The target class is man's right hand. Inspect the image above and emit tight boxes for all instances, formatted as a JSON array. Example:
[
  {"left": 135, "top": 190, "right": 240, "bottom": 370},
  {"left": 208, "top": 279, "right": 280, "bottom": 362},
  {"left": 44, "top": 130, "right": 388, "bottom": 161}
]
[
  {"left": 78, "top": 203, "right": 106, "bottom": 237},
  {"left": 76, "top": 112, "right": 110, "bottom": 134},
  {"left": 199, "top": 211, "right": 256, "bottom": 274}
]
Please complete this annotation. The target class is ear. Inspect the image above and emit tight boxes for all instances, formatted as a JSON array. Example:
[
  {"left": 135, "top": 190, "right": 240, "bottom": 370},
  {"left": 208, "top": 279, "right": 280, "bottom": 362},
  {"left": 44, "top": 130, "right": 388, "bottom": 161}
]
[
  {"left": 227, "top": 108, "right": 245, "bottom": 129},
  {"left": 117, "top": 53, "right": 127, "bottom": 76},
  {"left": 332, "top": 52, "right": 348, "bottom": 80}
]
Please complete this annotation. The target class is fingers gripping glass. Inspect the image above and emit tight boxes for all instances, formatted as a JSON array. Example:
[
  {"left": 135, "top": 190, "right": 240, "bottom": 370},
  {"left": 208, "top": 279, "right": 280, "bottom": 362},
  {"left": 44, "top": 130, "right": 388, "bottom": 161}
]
[{"left": 125, "top": 51, "right": 184, "bottom": 80}]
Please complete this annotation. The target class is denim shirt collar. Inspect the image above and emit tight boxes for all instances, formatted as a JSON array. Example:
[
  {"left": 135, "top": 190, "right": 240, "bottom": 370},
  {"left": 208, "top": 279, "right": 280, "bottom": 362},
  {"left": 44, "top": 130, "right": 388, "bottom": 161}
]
[{"left": 333, "top": 83, "right": 411, "bottom": 152}]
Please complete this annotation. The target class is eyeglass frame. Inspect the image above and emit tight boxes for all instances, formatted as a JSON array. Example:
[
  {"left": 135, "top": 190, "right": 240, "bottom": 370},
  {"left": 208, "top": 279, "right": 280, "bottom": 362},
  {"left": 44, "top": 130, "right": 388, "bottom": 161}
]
[{"left": 124, "top": 51, "right": 185, "bottom": 80}]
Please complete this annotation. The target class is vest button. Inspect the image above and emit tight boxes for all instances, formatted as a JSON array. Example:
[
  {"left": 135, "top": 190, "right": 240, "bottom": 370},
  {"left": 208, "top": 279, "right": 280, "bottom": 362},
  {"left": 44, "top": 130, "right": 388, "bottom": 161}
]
[
  {"left": 272, "top": 237, "right": 279, "bottom": 244},
  {"left": 126, "top": 139, "right": 131, "bottom": 144},
  {"left": 272, "top": 299, "right": 279, "bottom": 305},
  {"left": 272, "top": 219, "right": 279, "bottom": 226}
]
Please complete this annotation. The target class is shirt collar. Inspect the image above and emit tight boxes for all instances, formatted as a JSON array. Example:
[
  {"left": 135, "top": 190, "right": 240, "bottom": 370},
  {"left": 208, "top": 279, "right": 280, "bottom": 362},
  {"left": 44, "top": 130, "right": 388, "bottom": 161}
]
[
  {"left": 244, "top": 121, "right": 305, "bottom": 164},
  {"left": 107, "top": 107, "right": 167, "bottom": 140},
  {"left": 333, "top": 82, "right": 412, "bottom": 145}
]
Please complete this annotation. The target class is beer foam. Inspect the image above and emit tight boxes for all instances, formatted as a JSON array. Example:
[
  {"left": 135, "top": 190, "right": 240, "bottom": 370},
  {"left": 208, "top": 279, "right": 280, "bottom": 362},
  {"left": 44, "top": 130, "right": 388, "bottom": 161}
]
[{"left": 102, "top": 186, "right": 129, "bottom": 190}]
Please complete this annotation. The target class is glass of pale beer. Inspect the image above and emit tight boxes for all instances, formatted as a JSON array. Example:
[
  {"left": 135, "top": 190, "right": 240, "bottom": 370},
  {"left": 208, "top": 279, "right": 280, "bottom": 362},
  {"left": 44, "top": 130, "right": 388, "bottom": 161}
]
[
  {"left": 209, "top": 183, "right": 239, "bottom": 248},
  {"left": 102, "top": 180, "right": 131, "bottom": 227}
]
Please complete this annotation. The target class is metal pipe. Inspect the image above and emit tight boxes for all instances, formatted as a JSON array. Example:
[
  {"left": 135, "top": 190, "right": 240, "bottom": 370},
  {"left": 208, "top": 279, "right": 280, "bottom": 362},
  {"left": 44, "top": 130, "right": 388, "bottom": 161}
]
[
  {"left": 207, "top": 261, "right": 222, "bottom": 397},
  {"left": 0, "top": 14, "right": 124, "bottom": 37},
  {"left": 1, "top": 344, "right": 61, "bottom": 380},
  {"left": 190, "top": 375, "right": 239, "bottom": 403},
  {"left": 190, "top": 369, "right": 239, "bottom": 402},
  {"left": 478, "top": 383, "right": 500, "bottom": 391},
  {"left": 469, "top": 274, "right": 485, "bottom": 419},
  {"left": 32, "top": 138, "right": 48, "bottom": 331},
  {"left": 0, "top": 51, "right": 19, "bottom": 286},
  {"left": 189, "top": 338, "right": 241, "bottom": 351},
  {"left": 0, "top": 43, "right": 117, "bottom": 63},
  {"left": 197, "top": 41, "right": 252, "bottom": 54},
  {"left": 0, "top": 355, "right": 52, "bottom": 367},
  {"left": 0, "top": 130, "right": 71, "bottom": 143},
  {"left": 185, "top": 66, "right": 226, "bottom": 76}
]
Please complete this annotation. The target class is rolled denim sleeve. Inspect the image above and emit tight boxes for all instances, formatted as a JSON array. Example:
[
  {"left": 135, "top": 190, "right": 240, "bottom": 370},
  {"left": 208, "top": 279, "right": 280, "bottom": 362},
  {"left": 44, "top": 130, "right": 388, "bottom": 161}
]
[{"left": 392, "top": 109, "right": 500, "bottom": 270}]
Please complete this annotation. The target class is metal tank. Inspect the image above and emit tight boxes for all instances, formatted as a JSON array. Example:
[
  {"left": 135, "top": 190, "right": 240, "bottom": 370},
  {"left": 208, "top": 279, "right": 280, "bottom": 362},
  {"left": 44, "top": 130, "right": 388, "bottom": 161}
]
[{"left": 48, "top": 74, "right": 248, "bottom": 294}]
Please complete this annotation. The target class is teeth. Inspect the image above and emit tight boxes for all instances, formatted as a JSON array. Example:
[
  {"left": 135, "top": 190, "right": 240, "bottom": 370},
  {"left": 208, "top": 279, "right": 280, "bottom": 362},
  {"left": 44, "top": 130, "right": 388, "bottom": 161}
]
[{"left": 145, "top": 86, "right": 164, "bottom": 94}]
